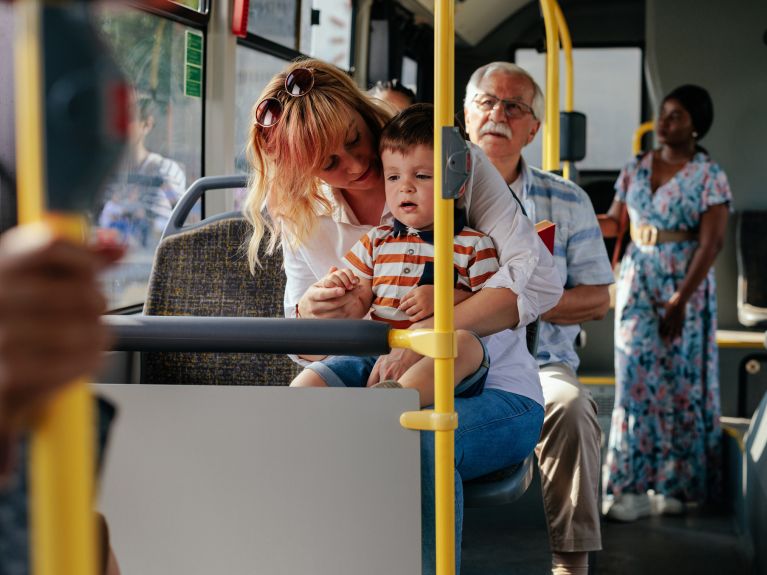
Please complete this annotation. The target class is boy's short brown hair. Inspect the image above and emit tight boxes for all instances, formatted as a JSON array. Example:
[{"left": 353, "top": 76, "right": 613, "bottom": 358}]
[{"left": 379, "top": 103, "right": 434, "bottom": 155}]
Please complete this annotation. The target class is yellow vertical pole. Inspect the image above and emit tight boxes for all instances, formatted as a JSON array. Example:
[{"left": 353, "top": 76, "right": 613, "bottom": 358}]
[
  {"left": 633, "top": 121, "right": 655, "bottom": 155},
  {"left": 15, "top": 3, "right": 98, "bottom": 575},
  {"left": 433, "top": 0, "right": 456, "bottom": 572},
  {"left": 555, "top": 2, "right": 573, "bottom": 180},
  {"left": 540, "top": 0, "right": 559, "bottom": 172}
]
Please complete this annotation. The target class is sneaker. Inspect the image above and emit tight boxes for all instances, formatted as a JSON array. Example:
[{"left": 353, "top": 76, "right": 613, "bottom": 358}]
[
  {"left": 602, "top": 493, "right": 651, "bottom": 522},
  {"left": 649, "top": 491, "right": 685, "bottom": 516}
]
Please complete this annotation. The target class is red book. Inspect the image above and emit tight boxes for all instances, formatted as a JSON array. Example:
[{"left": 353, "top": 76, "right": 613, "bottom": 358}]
[{"left": 535, "top": 220, "right": 556, "bottom": 255}]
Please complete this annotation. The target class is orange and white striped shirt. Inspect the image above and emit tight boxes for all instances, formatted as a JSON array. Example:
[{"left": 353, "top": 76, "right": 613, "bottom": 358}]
[{"left": 343, "top": 219, "right": 499, "bottom": 328}]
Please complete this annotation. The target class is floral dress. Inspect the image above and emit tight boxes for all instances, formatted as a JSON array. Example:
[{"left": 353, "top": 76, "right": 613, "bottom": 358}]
[{"left": 603, "top": 151, "right": 732, "bottom": 503}]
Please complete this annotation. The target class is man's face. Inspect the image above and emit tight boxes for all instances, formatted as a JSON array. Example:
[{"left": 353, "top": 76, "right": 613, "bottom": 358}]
[{"left": 464, "top": 72, "right": 541, "bottom": 164}]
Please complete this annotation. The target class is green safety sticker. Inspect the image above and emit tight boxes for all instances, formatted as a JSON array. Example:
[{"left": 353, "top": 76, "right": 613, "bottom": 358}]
[{"left": 184, "top": 30, "right": 203, "bottom": 98}]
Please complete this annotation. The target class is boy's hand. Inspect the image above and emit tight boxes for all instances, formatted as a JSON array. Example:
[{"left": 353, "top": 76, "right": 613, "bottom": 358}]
[
  {"left": 399, "top": 286, "right": 475, "bottom": 322},
  {"left": 320, "top": 266, "right": 360, "bottom": 291},
  {"left": 398, "top": 285, "right": 435, "bottom": 322}
]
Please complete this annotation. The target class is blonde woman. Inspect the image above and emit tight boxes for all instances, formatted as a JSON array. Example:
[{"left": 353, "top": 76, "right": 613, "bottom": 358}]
[{"left": 244, "top": 58, "right": 562, "bottom": 575}]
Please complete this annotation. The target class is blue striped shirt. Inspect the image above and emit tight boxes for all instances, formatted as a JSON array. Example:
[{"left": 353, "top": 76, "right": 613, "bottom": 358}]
[{"left": 517, "top": 159, "right": 614, "bottom": 371}]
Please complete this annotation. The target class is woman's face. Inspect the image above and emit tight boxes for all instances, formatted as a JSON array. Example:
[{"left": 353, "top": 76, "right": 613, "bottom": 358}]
[
  {"left": 656, "top": 98, "right": 695, "bottom": 146},
  {"left": 314, "top": 109, "right": 382, "bottom": 193}
]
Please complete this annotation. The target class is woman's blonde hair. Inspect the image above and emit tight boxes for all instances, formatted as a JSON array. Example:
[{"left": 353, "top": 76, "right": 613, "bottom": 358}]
[{"left": 244, "top": 58, "right": 391, "bottom": 272}]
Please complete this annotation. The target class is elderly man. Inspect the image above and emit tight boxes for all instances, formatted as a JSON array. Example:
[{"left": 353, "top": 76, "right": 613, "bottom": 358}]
[{"left": 464, "top": 62, "right": 613, "bottom": 575}]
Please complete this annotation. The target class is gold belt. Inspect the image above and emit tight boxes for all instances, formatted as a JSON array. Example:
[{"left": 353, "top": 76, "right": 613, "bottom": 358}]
[{"left": 630, "top": 223, "right": 697, "bottom": 246}]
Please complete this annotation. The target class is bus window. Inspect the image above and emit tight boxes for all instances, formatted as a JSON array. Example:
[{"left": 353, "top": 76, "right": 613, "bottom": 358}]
[
  {"left": 304, "top": 0, "right": 353, "bottom": 69},
  {"left": 248, "top": 0, "right": 301, "bottom": 48},
  {"left": 172, "top": 0, "right": 207, "bottom": 12},
  {"left": 234, "top": 48, "right": 290, "bottom": 182},
  {"left": 515, "top": 47, "right": 642, "bottom": 171},
  {"left": 94, "top": 6, "right": 204, "bottom": 309}
]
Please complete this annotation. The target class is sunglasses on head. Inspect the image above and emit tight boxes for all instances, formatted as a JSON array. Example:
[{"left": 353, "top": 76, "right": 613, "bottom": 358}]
[{"left": 254, "top": 67, "right": 315, "bottom": 128}]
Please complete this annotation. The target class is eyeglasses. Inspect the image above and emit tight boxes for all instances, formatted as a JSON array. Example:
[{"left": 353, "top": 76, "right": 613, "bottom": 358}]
[
  {"left": 472, "top": 93, "right": 536, "bottom": 120},
  {"left": 254, "top": 67, "right": 315, "bottom": 128}
]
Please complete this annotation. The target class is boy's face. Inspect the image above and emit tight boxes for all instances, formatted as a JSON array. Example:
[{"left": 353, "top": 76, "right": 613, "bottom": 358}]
[{"left": 382, "top": 144, "right": 434, "bottom": 231}]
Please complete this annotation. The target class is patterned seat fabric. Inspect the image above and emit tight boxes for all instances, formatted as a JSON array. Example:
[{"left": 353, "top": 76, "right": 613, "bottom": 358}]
[{"left": 142, "top": 217, "right": 300, "bottom": 385}]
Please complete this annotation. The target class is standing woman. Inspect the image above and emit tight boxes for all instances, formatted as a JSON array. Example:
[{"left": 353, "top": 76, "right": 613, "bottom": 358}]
[
  {"left": 244, "top": 59, "right": 562, "bottom": 573},
  {"left": 600, "top": 85, "right": 731, "bottom": 521}
]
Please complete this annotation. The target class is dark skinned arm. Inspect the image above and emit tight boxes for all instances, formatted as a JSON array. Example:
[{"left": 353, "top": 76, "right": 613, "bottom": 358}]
[
  {"left": 597, "top": 199, "right": 625, "bottom": 238},
  {"left": 660, "top": 203, "right": 729, "bottom": 340}
]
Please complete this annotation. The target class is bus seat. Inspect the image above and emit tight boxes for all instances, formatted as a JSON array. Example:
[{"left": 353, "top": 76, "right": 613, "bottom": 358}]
[
  {"left": 146, "top": 175, "right": 536, "bottom": 504},
  {"left": 141, "top": 175, "right": 299, "bottom": 385},
  {"left": 737, "top": 211, "right": 767, "bottom": 327}
]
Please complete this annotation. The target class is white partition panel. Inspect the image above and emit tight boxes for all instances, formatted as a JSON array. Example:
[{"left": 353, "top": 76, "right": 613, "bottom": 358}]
[{"left": 95, "top": 385, "right": 422, "bottom": 575}]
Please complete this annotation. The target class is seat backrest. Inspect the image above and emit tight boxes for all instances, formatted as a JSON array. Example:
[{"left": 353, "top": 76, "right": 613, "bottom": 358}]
[
  {"left": 737, "top": 211, "right": 767, "bottom": 327},
  {"left": 142, "top": 216, "right": 300, "bottom": 385}
]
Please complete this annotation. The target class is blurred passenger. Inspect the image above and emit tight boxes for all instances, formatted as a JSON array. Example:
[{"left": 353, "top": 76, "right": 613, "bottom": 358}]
[
  {"left": 0, "top": 226, "right": 124, "bottom": 575},
  {"left": 98, "top": 96, "right": 186, "bottom": 247},
  {"left": 368, "top": 79, "right": 416, "bottom": 112},
  {"left": 464, "top": 61, "right": 612, "bottom": 575},
  {"left": 599, "top": 84, "right": 731, "bottom": 522}
]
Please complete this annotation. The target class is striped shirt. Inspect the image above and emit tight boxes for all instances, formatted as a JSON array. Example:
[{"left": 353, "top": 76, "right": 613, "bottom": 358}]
[
  {"left": 344, "top": 219, "right": 499, "bottom": 328},
  {"left": 517, "top": 158, "right": 614, "bottom": 371}
]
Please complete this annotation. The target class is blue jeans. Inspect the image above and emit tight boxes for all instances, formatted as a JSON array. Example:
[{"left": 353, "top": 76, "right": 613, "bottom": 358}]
[{"left": 421, "top": 389, "right": 544, "bottom": 575}]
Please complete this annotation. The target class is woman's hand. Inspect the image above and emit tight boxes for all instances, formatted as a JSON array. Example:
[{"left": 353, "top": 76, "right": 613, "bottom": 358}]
[
  {"left": 298, "top": 267, "right": 364, "bottom": 318},
  {"left": 659, "top": 292, "right": 686, "bottom": 341},
  {"left": 367, "top": 348, "right": 422, "bottom": 386}
]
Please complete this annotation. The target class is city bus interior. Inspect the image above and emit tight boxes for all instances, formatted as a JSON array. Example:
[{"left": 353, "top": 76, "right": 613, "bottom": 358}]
[{"left": 0, "top": 0, "right": 766, "bottom": 574}]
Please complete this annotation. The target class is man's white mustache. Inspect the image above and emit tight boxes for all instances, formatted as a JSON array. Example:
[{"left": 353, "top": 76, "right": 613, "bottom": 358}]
[{"left": 479, "top": 121, "right": 512, "bottom": 138}]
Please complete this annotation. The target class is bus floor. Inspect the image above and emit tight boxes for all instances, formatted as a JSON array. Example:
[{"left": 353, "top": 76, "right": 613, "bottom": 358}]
[{"left": 462, "top": 469, "right": 750, "bottom": 575}]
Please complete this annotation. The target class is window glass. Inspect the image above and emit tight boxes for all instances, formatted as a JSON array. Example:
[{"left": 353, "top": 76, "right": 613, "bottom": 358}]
[
  {"left": 515, "top": 48, "right": 642, "bottom": 171},
  {"left": 402, "top": 56, "right": 418, "bottom": 95},
  {"left": 172, "top": 0, "right": 206, "bottom": 12},
  {"left": 233, "top": 48, "right": 289, "bottom": 208},
  {"left": 247, "top": 0, "right": 299, "bottom": 48},
  {"left": 306, "top": 0, "right": 353, "bottom": 69},
  {"left": 299, "top": 0, "right": 313, "bottom": 54},
  {"left": 94, "top": 6, "right": 204, "bottom": 309}
]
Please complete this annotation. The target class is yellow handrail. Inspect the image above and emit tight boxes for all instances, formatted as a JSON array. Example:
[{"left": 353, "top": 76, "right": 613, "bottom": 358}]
[
  {"left": 15, "top": 3, "right": 98, "bottom": 575},
  {"left": 540, "top": 0, "right": 559, "bottom": 172},
  {"left": 555, "top": 2, "right": 574, "bottom": 180},
  {"left": 432, "top": 0, "right": 457, "bottom": 571},
  {"left": 633, "top": 121, "right": 655, "bottom": 155},
  {"left": 395, "top": 0, "right": 457, "bottom": 573}
]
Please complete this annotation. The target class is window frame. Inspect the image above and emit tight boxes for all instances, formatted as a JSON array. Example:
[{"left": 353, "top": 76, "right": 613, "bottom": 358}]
[
  {"left": 128, "top": 0, "right": 210, "bottom": 28},
  {"left": 510, "top": 42, "right": 649, "bottom": 174}
]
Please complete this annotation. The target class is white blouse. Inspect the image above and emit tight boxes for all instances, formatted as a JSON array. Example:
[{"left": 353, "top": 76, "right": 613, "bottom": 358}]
[{"left": 281, "top": 144, "right": 563, "bottom": 405}]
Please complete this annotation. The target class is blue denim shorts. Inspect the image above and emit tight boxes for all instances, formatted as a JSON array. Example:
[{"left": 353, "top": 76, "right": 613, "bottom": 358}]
[{"left": 306, "top": 334, "right": 490, "bottom": 398}]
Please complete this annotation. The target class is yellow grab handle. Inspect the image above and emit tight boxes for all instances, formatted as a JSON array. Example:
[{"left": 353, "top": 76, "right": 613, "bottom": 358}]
[
  {"left": 633, "top": 121, "right": 655, "bottom": 155},
  {"left": 15, "top": 2, "right": 98, "bottom": 575}
]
